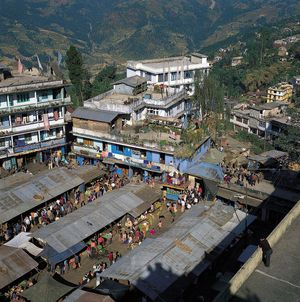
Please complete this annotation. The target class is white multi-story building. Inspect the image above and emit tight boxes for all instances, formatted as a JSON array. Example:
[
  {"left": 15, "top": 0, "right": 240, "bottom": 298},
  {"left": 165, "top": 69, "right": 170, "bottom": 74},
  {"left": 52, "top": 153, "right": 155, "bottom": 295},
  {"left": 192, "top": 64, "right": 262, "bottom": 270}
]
[
  {"left": 84, "top": 75, "right": 190, "bottom": 125},
  {"left": 126, "top": 53, "right": 210, "bottom": 93},
  {"left": 0, "top": 67, "right": 71, "bottom": 170}
]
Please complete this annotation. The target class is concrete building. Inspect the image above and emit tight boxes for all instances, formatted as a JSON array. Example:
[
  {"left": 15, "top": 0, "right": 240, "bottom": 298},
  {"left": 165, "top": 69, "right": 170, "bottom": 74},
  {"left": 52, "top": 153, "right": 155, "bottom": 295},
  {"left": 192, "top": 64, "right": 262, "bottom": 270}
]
[
  {"left": 0, "top": 67, "right": 71, "bottom": 170},
  {"left": 230, "top": 102, "right": 289, "bottom": 139},
  {"left": 126, "top": 53, "right": 210, "bottom": 93},
  {"left": 291, "top": 75, "right": 300, "bottom": 97},
  {"left": 71, "top": 107, "right": 212, "bottom": 178},
  {"left": 84, "top": 76, "right": 190, "bottom": 125},
  {"left": 266, "top": 82, "right": 293, "bottom": 103},
  {"left": 231, "top": 56, "right": 243, "bottom": 67}
]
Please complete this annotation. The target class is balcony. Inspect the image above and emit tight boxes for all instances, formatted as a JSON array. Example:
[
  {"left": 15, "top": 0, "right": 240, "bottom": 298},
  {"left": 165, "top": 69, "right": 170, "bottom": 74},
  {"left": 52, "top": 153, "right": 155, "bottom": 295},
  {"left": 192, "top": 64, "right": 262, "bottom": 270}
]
[
  {"left": 13, "top": 137, "right": 66, "bottom": 154},
  {"left": 11, "top": 119, "right": 65, "bottom": 134},
  {"left": 0, "top": 97, "right": 71, "bottom": 116},
  {"left": 72, "top": 127, "right": 176, "bottom": 153}
]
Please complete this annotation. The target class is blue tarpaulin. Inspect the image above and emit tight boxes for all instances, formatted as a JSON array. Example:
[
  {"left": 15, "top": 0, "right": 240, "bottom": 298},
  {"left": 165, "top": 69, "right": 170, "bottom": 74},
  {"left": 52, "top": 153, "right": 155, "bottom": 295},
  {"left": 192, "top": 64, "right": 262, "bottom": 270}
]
[
  {"left": 41, "top": 242, "right": 87, "bottom": 265},
  {"left": 186, "top": 162, "right": 224, "bottom": 182}
]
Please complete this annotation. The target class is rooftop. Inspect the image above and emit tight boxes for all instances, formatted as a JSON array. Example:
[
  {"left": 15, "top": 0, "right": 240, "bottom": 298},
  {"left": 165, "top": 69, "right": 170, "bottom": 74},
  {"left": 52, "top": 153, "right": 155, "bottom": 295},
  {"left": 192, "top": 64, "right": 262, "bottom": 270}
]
[
  {"left": 100, "top": 201, "right": 255, "bottom": 301},
  {"left": 0, "top": 245, "right": 38, "bottom": 290},
  {"left": 0, "top": 73, "right": 65, "bottom": 94},
  {"left": 32, "top": 183, "right": 161, "bottom": 264},
  {"left": 72, "top": 107, "right": 124, "bottom": 123},
  {"left": 232, "top": 215, "right": 300, "bottom": 302},
  {"left": 0, "top": 166, "right": 104, "bottom": 224},
  {"left": 84, "top": 85, "right": 187, "bottom": 113},
  {"left": 250, "top": 101, "right": 288, "bottom": 111},
  {"left": 268, "top": 82, "right": 293, "bottom": 91},
  {"left": 127, "top": 53, "right": 209, "bottom": 73},
  {"left": 113, "top": 75, "right": 147, "bottom": 88}
]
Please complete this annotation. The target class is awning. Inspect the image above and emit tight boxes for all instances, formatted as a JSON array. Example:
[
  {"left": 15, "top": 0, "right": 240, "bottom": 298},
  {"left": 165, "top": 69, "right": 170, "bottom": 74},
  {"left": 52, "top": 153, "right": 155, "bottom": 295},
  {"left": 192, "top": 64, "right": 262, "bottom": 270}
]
[
  {"left": 4, "top": 232, "right": 43, "bottom": 257},
  {"left": 64, "top": 289, "right": 116, "bottom": 302},
  {"left": 203, "top": 179, "right": 219, "bottom": 196},
  {"left": 217, "top": 187, "right": 263, "bottom": 207},
  {"left": 21, "top": 273, "right": 76, "bottom": 302},
  {"left": 96, "top": 279, "right": 129, "bottom": 300},
  {"left": 0, "top": 246, "right": 38, "bottom": 290},
  {"left": 40, "top": 242, "right": 86, "bottom": 266}
]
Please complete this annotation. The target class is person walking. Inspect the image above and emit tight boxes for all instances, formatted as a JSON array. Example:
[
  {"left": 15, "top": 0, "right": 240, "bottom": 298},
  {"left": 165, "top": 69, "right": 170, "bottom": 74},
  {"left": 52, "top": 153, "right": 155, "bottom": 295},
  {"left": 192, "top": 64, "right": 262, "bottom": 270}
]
[
  {"left": 259, "top": 238, "right": 273, "bottom": 267},
  {"left": 108, "top": 251, "right": 114, "bottom": 266}
]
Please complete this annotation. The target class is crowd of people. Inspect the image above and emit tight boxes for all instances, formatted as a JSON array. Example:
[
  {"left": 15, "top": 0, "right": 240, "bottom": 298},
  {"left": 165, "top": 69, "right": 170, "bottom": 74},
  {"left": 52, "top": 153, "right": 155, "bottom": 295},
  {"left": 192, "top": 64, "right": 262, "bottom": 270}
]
[
  {"left": 0, "top": 173, "right": 130, "bottom": 245},
  {"left": 222, "top": 165, "right": 263, "bottom": 187}
]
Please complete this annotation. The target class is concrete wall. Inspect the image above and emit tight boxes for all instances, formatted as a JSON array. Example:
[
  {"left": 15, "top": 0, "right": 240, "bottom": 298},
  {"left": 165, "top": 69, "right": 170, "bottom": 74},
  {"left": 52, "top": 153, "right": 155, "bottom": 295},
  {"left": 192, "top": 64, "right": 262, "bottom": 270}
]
[
  {"left": 213, "top": 200, "right": 300, "bottom": 302},
  {"left": 113, "top": 83, "right": 134, "bottom": 95}
]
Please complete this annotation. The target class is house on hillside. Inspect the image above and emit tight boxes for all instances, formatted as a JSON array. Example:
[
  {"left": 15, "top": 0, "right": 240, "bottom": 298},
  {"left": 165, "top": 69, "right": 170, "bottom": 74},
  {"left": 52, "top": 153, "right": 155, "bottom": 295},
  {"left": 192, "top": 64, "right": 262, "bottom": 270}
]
[{"left": 126, "top": 53, "right": 211, "bottom": 94}]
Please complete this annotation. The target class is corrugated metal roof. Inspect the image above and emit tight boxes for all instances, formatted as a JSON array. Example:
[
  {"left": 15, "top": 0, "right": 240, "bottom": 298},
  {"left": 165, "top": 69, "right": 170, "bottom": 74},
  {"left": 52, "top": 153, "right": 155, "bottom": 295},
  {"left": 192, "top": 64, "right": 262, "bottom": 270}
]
[
  {"left": 0, "top": 245, "right": 38, "bottom": 289},
  {"left": 21, "top": 274, "right": 76, "bottom": 302},
  {"left": 72, "top": 107, "right": 121, "bottom": 123},
  {"left": 0, "top": 168, "right": 84, "bottom": 224},
  {"left": 64, "top": 289, "right": 115, "bottom": 302},
  {"left": 72, "top": 165, "right": 106, "bottom": 183},
  {"left": 186, "top": 162, "right": 224, "bottom": 181},
  {"left": 100, "top": 202, "right": 256, "bottom": 301},
  {"left": 32, "top": 184, "right": 160, "bottom": 255},
  {"left": 113, "top": 75, "right": 147, "bottom": 88},
  {"left": 4, "top": 232, "right": 43, "bottom": 256}
]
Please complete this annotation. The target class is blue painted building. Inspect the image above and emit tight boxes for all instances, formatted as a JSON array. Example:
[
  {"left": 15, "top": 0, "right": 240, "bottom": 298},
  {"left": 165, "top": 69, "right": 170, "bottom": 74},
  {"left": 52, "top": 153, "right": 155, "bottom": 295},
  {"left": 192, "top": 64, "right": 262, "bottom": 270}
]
[{"left": 72, "top": 107, "right": 212, "bottom": 179}]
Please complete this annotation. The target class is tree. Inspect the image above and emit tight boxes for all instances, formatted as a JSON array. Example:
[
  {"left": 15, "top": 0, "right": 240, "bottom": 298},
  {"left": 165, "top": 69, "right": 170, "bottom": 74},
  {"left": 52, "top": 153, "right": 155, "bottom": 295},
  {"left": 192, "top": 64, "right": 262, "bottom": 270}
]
[
  {"left": 65, "top": 45, "right": 90, "bottom": 107},
  {"left": 91, "top": 64, "right": 121, "bottom": 96},
  {"left": 194, "top": 73, "right": 224, "bottom": 118}
]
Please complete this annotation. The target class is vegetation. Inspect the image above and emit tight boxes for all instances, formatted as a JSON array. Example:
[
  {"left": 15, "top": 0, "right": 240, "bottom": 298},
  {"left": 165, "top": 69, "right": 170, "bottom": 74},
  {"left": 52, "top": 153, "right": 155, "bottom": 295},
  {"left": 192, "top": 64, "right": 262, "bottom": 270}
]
[
  {"left": 209, "top": 23, "right": 300, "bottom": 98},
  {"left": 92, "top": 65, "right": 124, "bottom": 97},
  {"left": 65, "top": 45, "right": 91, "bottom": 107},
  {"left": 233, "top": 131, "right": 273, "bottom": 154},
  {"left": 1, "top": 1, "right": 300, "bottom": 67}
]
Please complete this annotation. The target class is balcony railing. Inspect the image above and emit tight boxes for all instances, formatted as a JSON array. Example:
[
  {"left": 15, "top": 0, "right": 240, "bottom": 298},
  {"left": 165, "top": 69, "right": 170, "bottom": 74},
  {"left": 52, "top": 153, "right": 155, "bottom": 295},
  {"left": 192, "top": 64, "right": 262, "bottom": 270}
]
[
  {"left": 0, "top": 97, "right": 71, "bottom": 116},
  {"left": 13, "top": 137, "right": 66, "bottom": 153},
  {"left": 72, "top": 127, "right": 176, "bottom": 153}
]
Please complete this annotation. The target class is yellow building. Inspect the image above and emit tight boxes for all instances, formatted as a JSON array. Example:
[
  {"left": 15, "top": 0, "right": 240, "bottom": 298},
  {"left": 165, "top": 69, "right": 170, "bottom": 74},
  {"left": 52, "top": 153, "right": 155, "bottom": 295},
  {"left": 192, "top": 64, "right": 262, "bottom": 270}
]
[{"left": 267, "top": 82, "right": 293, "bottom": 103}]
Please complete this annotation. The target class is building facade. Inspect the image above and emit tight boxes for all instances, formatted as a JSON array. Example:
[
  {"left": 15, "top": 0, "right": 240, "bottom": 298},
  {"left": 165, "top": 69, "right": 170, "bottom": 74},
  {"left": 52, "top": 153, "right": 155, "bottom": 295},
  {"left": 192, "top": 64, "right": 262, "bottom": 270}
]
[
  {"left": 71, "top": 107, "right": 211, "bottom": 179},
  {"left": 84, "top": 76, "right": 191, "bottom": 125},
  {"left": 230, "top": 102, "right": 289, "bottom": 139},
  {"left": 266, "top": 82, "right": 293, "bottom": 103},
  {"left": 126, "top": 53, "right": 210, "bottom": 93},
  {"left": 0, "top": 72, "right": 71, "bottom": 170}
]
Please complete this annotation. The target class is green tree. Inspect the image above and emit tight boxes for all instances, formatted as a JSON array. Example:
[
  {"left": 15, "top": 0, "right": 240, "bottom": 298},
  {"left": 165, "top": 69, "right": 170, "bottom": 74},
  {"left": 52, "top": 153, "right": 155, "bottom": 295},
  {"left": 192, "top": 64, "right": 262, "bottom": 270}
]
[
  {"left": 92, "top": 64, "right": 121, "bottom": 96},
  {"left": 194, "top": 73, "right": 224, "bottom": 117},
  {"left": 65, "top": 45, "right": 90, "bottom": 107}
]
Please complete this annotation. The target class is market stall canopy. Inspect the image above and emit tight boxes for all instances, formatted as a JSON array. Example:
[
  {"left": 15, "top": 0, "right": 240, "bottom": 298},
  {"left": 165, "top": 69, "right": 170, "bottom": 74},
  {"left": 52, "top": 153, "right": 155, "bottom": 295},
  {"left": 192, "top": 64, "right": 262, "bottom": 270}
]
[
  {"left": 0, "top": 167, "right": 84, "bottom": 224},
  {"left": 186, "top": 162, "right": 224, "bottom": 182},
  {"left": 64, "top": 288, "right": 115, "bottom": 302},
  {"left": 32, "top": 184, "right": 160, "bottom": 263},
  {"left": 100, "top": 202, "right": 256, "bottom": 301},
  {"left": 0, "top": 246, "right": 38, "bottom": 290},
  {"left": 4, "top": 232, "right": 42, "bottom": 257},
  {"left": 21, "top": 273, "right": 76, "bottom": 302},
  {"left": 96, "top": 279, "right": 129, "bottom": 301}
]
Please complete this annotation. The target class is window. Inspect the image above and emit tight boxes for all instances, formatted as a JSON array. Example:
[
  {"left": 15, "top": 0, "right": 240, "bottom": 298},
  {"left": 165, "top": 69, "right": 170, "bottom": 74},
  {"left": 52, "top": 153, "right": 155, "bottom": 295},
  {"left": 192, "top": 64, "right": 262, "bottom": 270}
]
[
  {"left": 83, "top": 138, "right": 93, "bottom": 146},
  {"left": 184, "top": 71, "right": 191, "bottom": 79},
  {"left": 116, "top": 145, "right": 124, "bottom": 152},
  {"left": 24, "top": 134, "right": 32, "bottom": 142},
  {"left": 145, "top": 72, "right": 152, "bottom": 81},
  {"left": 158, "top": 74, "right": 164, "bottom": 82},
  {"left": 38, "top": 90, "right": 49, "bottom": 102},
  {"left": 236, "top": 116, "right": 243, "bottom": 123},
  {"left": 171, "top": 72, "right": 177, "bottom": 81},
  {"left": 147, "top": 108, "right": 159, "bottom": 115},
  {"left": 0, "top": 139, "right": 6, "bottom": 147},
  {"left": 17, "top": 93, "right": 30, "bottom": 103}
]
